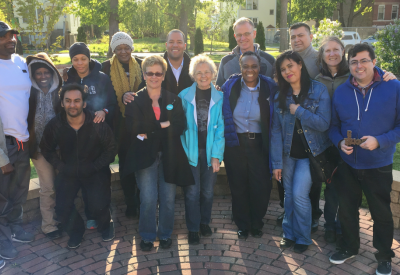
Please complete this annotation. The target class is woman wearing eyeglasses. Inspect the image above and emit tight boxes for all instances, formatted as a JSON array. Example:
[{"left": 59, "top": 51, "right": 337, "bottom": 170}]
[
  {"left": 178, "top": 54, "right": 224, "bottom": 244},
  {"left": 123, "top": 55, "right": 194, "bottom": 251}
]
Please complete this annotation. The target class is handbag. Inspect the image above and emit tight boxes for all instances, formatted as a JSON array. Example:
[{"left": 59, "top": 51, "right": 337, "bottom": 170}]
[{"left": 294, "top": 119, "right": 339, "bottom": 183}]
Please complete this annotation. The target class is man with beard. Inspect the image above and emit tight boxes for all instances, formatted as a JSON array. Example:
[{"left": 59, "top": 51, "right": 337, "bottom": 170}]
[
  {"left": 40, "top": 84, "right": 117, "bottom": 249},
  {"left": 0, "top": 21, "right": 34, "bottom": 260}
]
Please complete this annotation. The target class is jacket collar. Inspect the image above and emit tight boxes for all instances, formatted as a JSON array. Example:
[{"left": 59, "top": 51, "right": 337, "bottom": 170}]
[
  {"left": 183, "top": 82, "right": 222, "bottom": 104},
  {"left": 67, "top": 59, "right": 102, "bottom": 82},
  {"left": 232, "top": 43, "right": 260, "bottom": 57}
]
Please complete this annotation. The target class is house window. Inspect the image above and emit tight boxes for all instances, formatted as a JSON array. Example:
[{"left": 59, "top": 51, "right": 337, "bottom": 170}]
[
  {"left": 270, "top": 9, "right": 274, "bottom": 15},
  {"left": 251, "top": 17, "right": 258, "bottom": 27},
  {"left": 378, "top": 5, "right": 385, "bottom": 20},
  {"left": 245, "top": 0, "right": 258, "bottom": 10},
  {"left": 392, "top": 5, "right": 399, "bottom": 20}
]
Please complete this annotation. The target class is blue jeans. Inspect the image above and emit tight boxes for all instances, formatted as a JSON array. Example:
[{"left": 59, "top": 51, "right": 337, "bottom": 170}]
[
  {"left": 135, "top": 153, "right": 176, "bottom": 242},
  {"left": 324, "top": 180, "right": 342, "bottom": 234},
  {"left": 183, "top": 149, "right": 217, "bottom": 232},
  {"left": 282, "top": 156, "right": 313, "bottom": 245}
]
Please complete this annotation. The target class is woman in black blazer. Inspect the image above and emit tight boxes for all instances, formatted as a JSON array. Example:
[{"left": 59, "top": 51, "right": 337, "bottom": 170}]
[{"left": 123, "top": 55, "right": 194, "bottom": 252}]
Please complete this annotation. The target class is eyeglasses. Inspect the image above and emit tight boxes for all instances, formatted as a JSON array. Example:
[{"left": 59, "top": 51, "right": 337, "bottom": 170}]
[
  {"left": 145, "top": 72, "right": 163, "bottom": 77},
  {"left": 235, "top": 32, "right": 252, "bottom": 39},
  {"left": 349, "top": 59, "right": 372, "bottom": 67},
  {"left": 195, "top": 71, "right": 212, "bottom": 77}
]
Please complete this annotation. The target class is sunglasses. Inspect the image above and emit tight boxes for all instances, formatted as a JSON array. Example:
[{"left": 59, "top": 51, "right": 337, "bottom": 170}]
[{"left": 145, "top": 72, "right": 163, "bottom": 77}]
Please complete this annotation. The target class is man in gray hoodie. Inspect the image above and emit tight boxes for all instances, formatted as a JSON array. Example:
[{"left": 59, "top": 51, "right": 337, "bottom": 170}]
[{"left": 216, "top": 17, "right": 275, "bottom": 87}]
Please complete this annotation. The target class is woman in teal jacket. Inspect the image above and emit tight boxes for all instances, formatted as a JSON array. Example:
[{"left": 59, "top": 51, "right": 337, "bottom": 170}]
[{"left": 178, "top": 54, "right": 225, "bottom": 245}]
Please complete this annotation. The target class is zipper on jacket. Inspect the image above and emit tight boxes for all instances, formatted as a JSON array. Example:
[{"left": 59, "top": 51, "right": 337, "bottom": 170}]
[{"left": 76, "top": 130, "right": 79, "bottom": 176}]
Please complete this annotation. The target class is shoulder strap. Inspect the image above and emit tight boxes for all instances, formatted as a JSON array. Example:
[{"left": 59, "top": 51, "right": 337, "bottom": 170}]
[{"left": 294, "top": 119, "right": 313, "bottom": 157}]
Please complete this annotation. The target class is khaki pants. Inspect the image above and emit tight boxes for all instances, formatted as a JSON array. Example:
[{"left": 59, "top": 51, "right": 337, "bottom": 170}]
[{"left": 32, "top": 152, "right": 59, "bottom": 234}]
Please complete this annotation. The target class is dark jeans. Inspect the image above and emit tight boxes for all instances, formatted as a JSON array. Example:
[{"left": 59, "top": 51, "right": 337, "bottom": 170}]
[
  {"left": 183, "top": 149, "right": 217, "bottom": 232},
  {"left": 324, "top": 179, "right": 342, "bottom": 233},
  {"left": 55, "top": 169, "right": 111, "bottom": 238},
  {"left": 224, "top": 134, "right": 272, "bottom": 231},
  {"left": 335, "top": 160, "right": 395, "bottom": 261},
  {"left": 0, "top": 137, "right": 30, "bottom": 240}
]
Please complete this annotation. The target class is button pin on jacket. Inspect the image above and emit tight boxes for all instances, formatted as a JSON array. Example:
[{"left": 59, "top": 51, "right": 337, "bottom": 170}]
[{"left": 166, "top": 104, "right": 173, "bottom": 110}]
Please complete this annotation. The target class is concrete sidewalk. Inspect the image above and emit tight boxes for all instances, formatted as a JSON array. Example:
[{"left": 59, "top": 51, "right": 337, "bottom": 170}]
[{"left": 2, "top": 197, "right": 400, "bottom": 275}]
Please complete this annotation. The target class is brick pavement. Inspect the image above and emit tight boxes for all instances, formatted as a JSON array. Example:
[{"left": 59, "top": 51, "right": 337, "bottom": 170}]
[{"left": 2, "top": 197, "right": 400, "bottom": 275}]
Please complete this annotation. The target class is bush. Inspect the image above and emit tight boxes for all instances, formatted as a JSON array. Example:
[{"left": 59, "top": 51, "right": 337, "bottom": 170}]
[
  {"left": 194, "top": 28, "right": 204, "bottom": 55},
  {"left": 375, "top": 19, "right": 400, "bottom": 75},
  {"left": 311, "top": 18, "right": 343, "bottom": 49},
  {"left": 228, "top": 25, "right": 236, "bottom": 50},
  {"left": 255, "top": 22, "right": 266, "bottom": 51},
  {"left": 77, "top": 26, "right": 87, "bottom": 44}
]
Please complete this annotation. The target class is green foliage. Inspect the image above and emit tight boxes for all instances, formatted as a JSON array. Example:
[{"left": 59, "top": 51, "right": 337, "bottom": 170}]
[
  {"left": 228, "top": 25, "right": 235, "bottom": 50},
  {"left": 15, "top": 0, "right": 68, "bottom": 50},
  {"left": 194, "top": 28, "right": 204, "bottom": 55},
  {"left": 77, "top": 26, "right": 87, "bottom": 43},
  {"left": 48, "top": 35, "right": 63, "bottom": 64},
  {"left": 255, "top": 21, "right": 265, "bottom": 51},
  {"left": 311, "top": 18, "right": 343, "bottom": 49},
  {"left": 291, "top": 0, "right": 338, "bottom": 24},
  {"left": 375, "top": 19, "right": 400, "bottom": 75},
  {"left": 67, "top": 0, "right": 109, "bottom": 27}
]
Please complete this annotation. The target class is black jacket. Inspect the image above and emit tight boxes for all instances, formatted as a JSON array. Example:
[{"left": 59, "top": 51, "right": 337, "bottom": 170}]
[
  {"left": 65, "top": 59, "right": 117, "bottom": 128},
  {"left": 123, "top": 87, "right": 194, "bottom": 186},
  {"left": 137, "top": 52, "right": 193, "bottom": 95},
  {"left": 40, "top": 109, "right": 117, "bottom": 178}
]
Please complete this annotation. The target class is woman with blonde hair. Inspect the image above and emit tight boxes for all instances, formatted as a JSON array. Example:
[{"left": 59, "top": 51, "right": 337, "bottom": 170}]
[
  {"left": 123, "top": 55, "right": 194, "bottom": 251},
  {"left": 179, "top": 54, "right": 224, "bottom": 244}
]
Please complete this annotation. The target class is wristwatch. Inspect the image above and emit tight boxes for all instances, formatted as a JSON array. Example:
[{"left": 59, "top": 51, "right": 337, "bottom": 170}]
[{"left": 103, "top": 108, "right": 109, "bottom": 114}]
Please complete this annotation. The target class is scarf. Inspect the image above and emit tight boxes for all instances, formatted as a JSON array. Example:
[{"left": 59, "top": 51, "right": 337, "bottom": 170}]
[{"left": 110, "top": 54, "right": 141, "bottom": 117}]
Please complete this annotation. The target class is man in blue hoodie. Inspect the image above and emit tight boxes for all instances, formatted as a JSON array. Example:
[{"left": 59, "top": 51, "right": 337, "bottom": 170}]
[{"left": 328, "top": 43, "right": 400, "bottom": 275}]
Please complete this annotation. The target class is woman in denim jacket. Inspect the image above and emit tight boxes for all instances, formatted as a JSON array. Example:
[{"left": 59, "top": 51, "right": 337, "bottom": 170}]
[{"left": 271, "top": 51, "right": 331, "bottom": 253}]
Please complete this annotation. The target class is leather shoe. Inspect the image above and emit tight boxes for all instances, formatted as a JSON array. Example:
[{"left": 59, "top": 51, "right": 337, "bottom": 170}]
[
  {"left": 250, "top": 228, "right": 263, "bottom": 238},
  {"left": 237, "top": 230, "right": 248, "bottom": 239},
  {"left": 280, "top": 238, "right": 295, "bottom": 249},
  {"left": 294, "top": 244, "right": 308, "bottom": 253}
]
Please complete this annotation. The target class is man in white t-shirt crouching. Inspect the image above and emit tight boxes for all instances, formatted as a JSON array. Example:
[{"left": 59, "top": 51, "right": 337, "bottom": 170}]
[{"left": 0, "top": 21, "right": 35, "bottom": 260}]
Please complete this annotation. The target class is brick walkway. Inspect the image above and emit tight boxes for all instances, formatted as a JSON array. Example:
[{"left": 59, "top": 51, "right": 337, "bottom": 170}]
[{"left": 2, "top": 197, "right": 400, "bottom": 275}]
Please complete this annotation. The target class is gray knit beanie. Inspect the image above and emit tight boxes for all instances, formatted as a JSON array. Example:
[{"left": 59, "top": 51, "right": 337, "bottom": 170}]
[{"left": 110, "top": 32, "right": 134, "bottom": 52}]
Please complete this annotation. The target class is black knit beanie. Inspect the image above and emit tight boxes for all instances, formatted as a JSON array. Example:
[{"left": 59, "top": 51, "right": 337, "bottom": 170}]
[
  {"left": 69, "top": 42, "right": 91, "bottom": 60},
  {"left": 31, "top": 62, "right": 53, "bottom": 75}
]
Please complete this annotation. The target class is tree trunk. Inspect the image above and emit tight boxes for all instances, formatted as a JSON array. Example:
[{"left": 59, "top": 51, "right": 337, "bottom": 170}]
[
  {"left": 279, "top": 0, "right": 289, "bottom": 52},
  {"left": 346, "top": 0, "right": 355, "bottom": 27},
  {"left": 91, "top": 24, "right": 94, "bottom": 38},
  {"left": 107, "top": 0, "right": 119, "bottom": 57}
]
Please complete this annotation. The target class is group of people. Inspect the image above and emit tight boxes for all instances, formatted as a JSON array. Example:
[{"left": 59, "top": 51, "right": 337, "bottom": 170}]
[{"left": 0, "top": 16, "right": 399, "bottom": 275}]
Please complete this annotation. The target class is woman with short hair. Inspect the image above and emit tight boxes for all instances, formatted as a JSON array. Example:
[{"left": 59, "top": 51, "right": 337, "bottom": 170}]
[
  {"left": 179, "top": 54, "right": 224, "bottom": 244},
  {"left": 123, "top": 55, "right": 194, "bottom": 251}
]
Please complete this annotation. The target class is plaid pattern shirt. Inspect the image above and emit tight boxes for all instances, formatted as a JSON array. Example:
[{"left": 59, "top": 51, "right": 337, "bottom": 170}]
[{"left": 351, "top": 68, "right": 381, "bottom": 96}]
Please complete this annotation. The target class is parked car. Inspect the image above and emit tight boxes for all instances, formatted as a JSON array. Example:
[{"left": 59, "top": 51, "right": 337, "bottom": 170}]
[
  {"left": 361, "top": 35, "right": 377, "bottom": 48},
  {"left": 341, "top": 31, "right": 361, "bottom": 53}
]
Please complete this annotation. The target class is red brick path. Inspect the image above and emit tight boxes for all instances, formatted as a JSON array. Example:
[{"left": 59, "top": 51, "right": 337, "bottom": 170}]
[{"left": 2, "top": 197, "right": 400, "bottom": 275}]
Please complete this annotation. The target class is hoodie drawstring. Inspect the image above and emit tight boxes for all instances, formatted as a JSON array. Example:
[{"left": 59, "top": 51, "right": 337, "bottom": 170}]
[
  {"left": 354, "top": 89, "right": 360, "bottom": 121},
  {"left": 354, "top": 88, "right": 373, "bottom": 121},
  {"left": 15, "top": 138, "right": 24, "bottom": 151}
]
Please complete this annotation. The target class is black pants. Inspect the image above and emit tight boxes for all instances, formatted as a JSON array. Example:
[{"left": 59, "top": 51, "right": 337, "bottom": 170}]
[
  {"left": 0, "top": 137, "right": 30, "bottom": 240},
  {"left": 335, "top": 160, "right": 395, "bottom": 261},
  {"left": 55, "top": 169, "right": 111, "bottom": 238},
  {"left": 224, "top": 134, "right": 272, "bottom": 231}
]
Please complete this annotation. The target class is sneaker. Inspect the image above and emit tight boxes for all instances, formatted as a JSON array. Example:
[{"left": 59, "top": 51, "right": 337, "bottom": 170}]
[
  {"left": 188, "top": 232, "right": 200, "bottom": 245},
  {"left": 329, "top": 251, "right": 356, "bottom": 264},
  {"left": 237, "top": 230, "right": 249, "bottom": 239},
  {"left": 140, "top": 240, "right": 153, "bottom": 251},
  {"left": 294, "top": 244, "right": 308, "bottom": 253},
  {"left": 280, "top": 238, "right": 295, "bottom": 249},
  {"left": 67, "top": 233, "right": 83, "bottom": 249},
  {"left": 376, "top": 261, "right": 391, "bottom": 275},
  {"left": 159, "top": 238, "right": 172, "bottom": 249},
  {"left": 0, "top": 259, "right": 5, "bottom": 270},
  {"left": 0, "top": 240, "right": 18, "bottom": 259},
  {"left": 11, "top": 225, "right": 34, "bottom": 243},
  {"left": 200, "top": 224, "right": 212, "bottom": 237},
  {"left": 102, "top": 222, "right": 115, "bottom": 242},
  {"left": 86, "top": 220, "right": 98, "bottom": 230},
  {"left": 45, "top": 229, "right": 62, "bottom": 240},
  {"left": 250, "top": 228, "right": 263, "bottom": 238},
  {"left": 324, "top": 230, "right": 336, "bottom": 243}
]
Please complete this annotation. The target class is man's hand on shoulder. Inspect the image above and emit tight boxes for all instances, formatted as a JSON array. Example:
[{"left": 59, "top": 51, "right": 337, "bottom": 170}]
[{"left": 360, "top": 136, "right": 379, "bottom": 150}]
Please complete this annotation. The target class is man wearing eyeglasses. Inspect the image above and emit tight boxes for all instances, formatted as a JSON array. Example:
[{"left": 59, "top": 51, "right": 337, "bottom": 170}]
[
  {"left": 215, "top": 17, "right": 275, "bottom": 87},
  {"left": 328, "top": 43, "right": 400, "bottom": 275}
]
